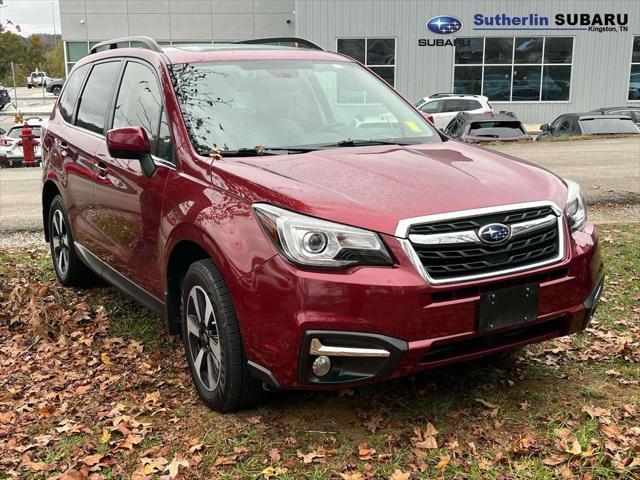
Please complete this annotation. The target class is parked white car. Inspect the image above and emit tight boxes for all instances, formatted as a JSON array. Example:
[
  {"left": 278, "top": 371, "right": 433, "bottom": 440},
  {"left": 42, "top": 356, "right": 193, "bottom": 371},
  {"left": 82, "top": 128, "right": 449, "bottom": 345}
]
[
  {"left": 0, "top": 117, "right": 45, "bottom": 165},
  {"left": 26, "top": 71, "right": 52, "bottom": 88},
  {"left": 414, "top": 93, "right": 493, "bottom": 129}
]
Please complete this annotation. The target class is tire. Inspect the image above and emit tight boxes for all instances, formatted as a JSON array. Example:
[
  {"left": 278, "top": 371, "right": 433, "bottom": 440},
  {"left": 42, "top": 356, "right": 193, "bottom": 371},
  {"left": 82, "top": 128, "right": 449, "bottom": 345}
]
[
  {"left": 51, "top": 86, "right": 61, "bottom": 96},
  {"left": 48, "top": 195, "right": 98, "bottom": 287},
  {"left": 181, "top": 259, "right": 263, "bottom": 412}
]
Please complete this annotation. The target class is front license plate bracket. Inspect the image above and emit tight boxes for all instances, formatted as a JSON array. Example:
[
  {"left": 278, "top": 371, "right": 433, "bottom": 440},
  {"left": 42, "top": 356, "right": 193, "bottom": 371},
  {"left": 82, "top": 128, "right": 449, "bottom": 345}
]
[{"left": 478, "top": 284, "right": 539, "bottom": 332}]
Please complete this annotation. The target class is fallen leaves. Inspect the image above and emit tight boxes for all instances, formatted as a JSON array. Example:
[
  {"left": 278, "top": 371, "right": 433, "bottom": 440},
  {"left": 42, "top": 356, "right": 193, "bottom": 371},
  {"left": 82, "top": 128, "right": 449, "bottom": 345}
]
[
  {"left": 412, "top": 423, "right": 439, "bottom": 450},
  {"left": 1, "top": 229, "right": 639, "bottom": 478},
  {"left": 357, "top": 443, "right": 376, "bottom": 460}
]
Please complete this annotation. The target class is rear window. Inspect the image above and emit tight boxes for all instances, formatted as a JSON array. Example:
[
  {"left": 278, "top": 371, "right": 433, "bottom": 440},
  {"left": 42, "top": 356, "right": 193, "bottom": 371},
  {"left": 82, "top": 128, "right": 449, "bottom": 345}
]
[
  {"left": 579, "top": 117, "right": 640, "bottom": 134},
  {"left": 468, "top": 121, "right": 526, "bottom": 138},
  {"left": 7, "top": 128, "right": 22, "bottom": 139},
  {"left": 75, "top": 61, "right": 121, "bottom": 135},
  {"left": 58, "top": 64, "right": 90, "bottom": 123},
  {"left": 8, "top": 126, "right": 41, "bottom": 138}
]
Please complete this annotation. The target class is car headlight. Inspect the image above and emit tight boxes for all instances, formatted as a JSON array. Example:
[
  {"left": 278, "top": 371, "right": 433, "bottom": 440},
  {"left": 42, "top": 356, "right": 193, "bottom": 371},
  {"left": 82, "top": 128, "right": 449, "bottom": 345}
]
[
  {"left": 253, "top": 203, "right": 393, "bottom": 268},
  {"left": 565, "top": 179, "right": 587, "bottom": 231}
]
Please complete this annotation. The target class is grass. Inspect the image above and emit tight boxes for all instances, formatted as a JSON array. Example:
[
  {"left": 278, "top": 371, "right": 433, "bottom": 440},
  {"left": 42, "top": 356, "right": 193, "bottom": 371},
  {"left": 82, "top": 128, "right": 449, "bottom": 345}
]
[{"left": 0, "top": 222, "right": 638, "bottom": 479}]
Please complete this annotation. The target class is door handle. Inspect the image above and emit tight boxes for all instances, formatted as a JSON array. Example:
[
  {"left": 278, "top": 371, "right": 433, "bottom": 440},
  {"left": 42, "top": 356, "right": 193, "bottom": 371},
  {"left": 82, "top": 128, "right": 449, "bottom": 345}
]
[
  {"left": 56, "top": 138, "right": 68, "bottom": 157},
  {"left": 95, "top": 161, "right": 108, "bottom": 178}
]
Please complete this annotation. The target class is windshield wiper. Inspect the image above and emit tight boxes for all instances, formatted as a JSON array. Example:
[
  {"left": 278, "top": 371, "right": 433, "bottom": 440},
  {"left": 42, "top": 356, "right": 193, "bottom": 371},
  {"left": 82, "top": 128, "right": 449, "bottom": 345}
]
[
  {"left": 313, "top": 139, "right": 418, "bottom": 149},
  {"left": 218, "top": 146, "right": 318, "bottom": 157}
]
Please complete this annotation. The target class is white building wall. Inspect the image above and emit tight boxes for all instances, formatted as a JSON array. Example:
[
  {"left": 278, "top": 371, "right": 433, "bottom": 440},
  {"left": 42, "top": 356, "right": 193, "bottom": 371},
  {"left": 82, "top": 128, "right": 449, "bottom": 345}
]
[{"left": 295, "top": 0, "right": 640, "bottom": 124}]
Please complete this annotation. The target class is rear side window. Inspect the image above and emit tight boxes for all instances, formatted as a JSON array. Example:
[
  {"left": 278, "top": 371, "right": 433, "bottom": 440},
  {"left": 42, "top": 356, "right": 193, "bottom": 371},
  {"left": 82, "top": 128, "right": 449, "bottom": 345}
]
[
  {"left": 463, "top": 99, "right": 482, "bottom": 110},
  {"left": 75, "top": 61, "right": 121, "bottom": 135},
  {"left": 58, "top": 64, "right": 89, "bottom": 123},
  {"left": 112, "top": 62, "right": 173, "bottom": 162}
]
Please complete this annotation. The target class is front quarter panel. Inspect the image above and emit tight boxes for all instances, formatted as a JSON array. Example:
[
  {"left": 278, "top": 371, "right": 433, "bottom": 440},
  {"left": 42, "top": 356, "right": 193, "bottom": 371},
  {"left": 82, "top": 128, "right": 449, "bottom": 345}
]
[{"left": 160, "top": 157, "right": 277, "bottom": 288}]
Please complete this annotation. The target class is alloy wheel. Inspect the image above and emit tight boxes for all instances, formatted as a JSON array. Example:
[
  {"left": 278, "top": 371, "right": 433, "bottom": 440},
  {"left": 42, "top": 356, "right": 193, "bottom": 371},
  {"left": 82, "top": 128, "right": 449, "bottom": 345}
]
[
  {"left": 186, "top": 285, "right": 222, "bottom": 391},
  {"left": 51, "top": 209, "right": 70, "bottom": 276}
]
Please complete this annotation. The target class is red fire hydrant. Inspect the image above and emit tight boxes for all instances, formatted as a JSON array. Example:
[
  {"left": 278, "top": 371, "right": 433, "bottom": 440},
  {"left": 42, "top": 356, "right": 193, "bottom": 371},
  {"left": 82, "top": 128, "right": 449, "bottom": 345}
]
[{"left": 20, "top": 123, "right": 39, "bottom": 167}]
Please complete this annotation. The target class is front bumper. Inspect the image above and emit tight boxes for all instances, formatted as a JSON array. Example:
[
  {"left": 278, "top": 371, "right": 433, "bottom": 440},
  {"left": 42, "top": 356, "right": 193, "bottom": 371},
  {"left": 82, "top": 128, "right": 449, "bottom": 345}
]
[{"left": 232, "top": 222, "right": 603, "bottom": 390}]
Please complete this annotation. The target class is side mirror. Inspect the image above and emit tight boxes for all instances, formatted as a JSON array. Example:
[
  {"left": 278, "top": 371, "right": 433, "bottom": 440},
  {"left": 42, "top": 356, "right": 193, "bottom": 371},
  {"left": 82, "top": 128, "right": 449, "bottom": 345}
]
[
  {"left": 106, "top": 126, "right": 155, "bottom": 177},
  {"left": 107, "top": 126, "right": 150, "bottom": 158},
  {"left": 539, "top": 123, "right": 550, "bottom": 132}
]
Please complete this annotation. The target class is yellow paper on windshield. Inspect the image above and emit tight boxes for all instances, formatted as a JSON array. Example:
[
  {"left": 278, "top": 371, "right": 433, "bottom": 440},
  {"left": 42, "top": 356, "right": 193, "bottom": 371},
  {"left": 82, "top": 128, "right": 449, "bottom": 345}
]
[{"left": 405, "top": 121, "right": 422, "bottom": 133}]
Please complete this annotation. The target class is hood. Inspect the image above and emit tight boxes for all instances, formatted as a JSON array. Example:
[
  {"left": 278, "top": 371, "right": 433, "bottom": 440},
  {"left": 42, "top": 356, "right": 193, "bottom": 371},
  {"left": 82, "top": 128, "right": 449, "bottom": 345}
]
[{"left": 216, "top": 141, "right": 568, "bottom": 237}]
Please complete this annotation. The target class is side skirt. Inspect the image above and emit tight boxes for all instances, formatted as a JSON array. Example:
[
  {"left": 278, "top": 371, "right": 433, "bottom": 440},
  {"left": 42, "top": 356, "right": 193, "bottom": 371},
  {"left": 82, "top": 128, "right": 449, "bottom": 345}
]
[{"left": 74, "top": 242, "right": 165, "bottom": 315}]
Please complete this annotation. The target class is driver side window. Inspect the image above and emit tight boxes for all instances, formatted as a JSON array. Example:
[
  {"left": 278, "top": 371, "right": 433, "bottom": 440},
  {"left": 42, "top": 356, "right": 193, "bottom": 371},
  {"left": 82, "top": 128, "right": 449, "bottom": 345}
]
[
  {"left": 113, "top": 61, "right": 173, "bottom": 163},
  {"left": 420, "top": 100, "right": 442, "bottom": 114}
]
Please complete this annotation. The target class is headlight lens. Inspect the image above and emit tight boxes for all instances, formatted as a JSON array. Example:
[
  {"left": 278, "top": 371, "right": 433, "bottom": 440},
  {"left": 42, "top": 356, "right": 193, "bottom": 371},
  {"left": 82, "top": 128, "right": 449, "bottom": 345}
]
[
  {"left": 565, "top": 179, "right": 587, "bottom": 231},
  {"left": 253, "top": 204, "right": 393, "bottom": 268}
]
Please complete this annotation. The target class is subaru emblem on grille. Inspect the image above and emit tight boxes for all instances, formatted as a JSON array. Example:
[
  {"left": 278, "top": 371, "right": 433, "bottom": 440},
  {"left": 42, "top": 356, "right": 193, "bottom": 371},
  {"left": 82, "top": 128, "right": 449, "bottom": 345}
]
[{"left": 478, "top": 223, "right": 511, "bottom": 244}]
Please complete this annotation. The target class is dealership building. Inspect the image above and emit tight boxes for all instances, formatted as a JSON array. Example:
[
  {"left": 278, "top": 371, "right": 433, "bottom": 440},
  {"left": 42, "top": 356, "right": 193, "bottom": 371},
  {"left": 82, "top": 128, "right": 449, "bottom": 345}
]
[{"left": 59, "top": 0, "right": 639, "bottom": 124}]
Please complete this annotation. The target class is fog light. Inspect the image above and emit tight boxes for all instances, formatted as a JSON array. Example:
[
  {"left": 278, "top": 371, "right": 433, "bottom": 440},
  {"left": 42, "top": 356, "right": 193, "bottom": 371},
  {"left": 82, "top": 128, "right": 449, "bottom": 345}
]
[{"left": 312, "top": 355, "right": 331, "bottom": 377}]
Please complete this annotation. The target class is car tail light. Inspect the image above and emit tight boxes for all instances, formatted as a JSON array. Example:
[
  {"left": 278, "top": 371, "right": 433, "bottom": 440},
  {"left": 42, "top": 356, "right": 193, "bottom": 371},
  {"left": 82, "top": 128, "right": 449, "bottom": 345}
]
[
  {"left": 483, "top": 109, "right": 493, "bottom": 115},
  {"left": 0, "top": 139, "right": 9, "bottom": 146}
]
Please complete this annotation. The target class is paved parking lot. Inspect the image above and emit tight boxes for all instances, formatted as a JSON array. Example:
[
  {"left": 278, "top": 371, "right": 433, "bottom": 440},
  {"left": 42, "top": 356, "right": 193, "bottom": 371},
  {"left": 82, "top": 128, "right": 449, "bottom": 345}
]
[{"left": 0, "top": 137, "right": 638, "bottom": 233}]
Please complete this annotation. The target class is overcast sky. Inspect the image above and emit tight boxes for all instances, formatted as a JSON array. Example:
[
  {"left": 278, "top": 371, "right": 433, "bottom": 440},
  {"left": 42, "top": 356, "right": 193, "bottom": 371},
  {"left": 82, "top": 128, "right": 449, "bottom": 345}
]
[{"left": 1, "top": 0, "right": 61, "bottom": 37}]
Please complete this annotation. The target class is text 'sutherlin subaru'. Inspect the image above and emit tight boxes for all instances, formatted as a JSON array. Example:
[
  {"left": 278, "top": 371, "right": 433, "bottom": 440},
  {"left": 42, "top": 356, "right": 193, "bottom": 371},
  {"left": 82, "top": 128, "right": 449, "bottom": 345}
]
[{"left": 41, "top": 37, "right": 603, "bottom": 411}]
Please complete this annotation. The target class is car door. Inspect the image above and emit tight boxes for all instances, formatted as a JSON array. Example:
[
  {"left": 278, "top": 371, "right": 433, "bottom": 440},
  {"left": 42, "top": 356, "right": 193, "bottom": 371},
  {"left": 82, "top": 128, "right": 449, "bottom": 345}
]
[
  {"left": 59, "top": 61, "right": 123, "bottom": 251},
  {"left": 43, "top": 64, "right": 93, "bottom": 246},
  {"left": 91, "top": 60, "right": 174, "bottom": 298}
]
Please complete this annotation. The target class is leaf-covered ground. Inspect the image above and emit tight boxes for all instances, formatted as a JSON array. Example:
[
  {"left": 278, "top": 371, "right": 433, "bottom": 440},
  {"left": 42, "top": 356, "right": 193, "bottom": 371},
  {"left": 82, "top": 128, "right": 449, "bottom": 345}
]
[{"left": 0, "top": 224, "right": 638, "bottom": 479}]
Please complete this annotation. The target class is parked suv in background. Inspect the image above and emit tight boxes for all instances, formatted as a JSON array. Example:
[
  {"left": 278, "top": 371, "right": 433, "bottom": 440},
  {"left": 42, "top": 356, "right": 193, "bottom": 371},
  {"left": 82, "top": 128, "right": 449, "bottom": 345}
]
[
  {"left": 414, "top": 93, "right": 493, "bottom": 129},
  {"left": 46, "top": 78, "right": 66, "bottom": 96},
  {"left": 42, "top": 37, "right": 603, "bottom": 412},
  {"left": 444, "top": 112, "right": 531, "bottom": 143}
]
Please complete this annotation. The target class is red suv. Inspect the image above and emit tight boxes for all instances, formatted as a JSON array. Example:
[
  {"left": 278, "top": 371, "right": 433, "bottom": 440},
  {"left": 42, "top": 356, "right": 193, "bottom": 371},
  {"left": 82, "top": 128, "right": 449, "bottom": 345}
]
[{"left": 41, "top": 37, "right": 604, "bottom": 412}]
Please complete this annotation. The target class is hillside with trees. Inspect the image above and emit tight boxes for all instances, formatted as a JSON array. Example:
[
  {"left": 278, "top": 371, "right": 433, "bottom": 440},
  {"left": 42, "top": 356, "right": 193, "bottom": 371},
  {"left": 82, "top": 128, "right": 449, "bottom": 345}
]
[{"left": 0, "top": 25, "right": 64, "bottom": 86}]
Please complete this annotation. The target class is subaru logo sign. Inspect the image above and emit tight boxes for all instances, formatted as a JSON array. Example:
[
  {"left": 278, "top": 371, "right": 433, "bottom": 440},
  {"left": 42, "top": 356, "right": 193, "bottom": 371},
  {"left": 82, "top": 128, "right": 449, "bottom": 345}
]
[
  {"left": 478, "top": 223, "right": 511, "bottom": 244},
  {"left": 426, "top": 15, "right": 463, "bottom": 35}
]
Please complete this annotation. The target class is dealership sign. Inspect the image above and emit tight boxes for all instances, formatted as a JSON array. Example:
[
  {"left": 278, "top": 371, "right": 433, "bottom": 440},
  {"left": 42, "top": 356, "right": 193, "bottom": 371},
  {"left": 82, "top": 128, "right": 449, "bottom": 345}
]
[
  {"left": 426, "top": 16, "right": 463, "bottom": 35},
  {"left": 419, "top": 11, "right": 629, "bottom": 46}
]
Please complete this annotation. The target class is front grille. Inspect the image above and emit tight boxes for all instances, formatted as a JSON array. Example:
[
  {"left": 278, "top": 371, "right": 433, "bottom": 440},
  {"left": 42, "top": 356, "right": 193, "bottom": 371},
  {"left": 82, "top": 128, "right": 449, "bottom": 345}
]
[{"left": 408, "top": 205, "right": 562, "bottom": 282}]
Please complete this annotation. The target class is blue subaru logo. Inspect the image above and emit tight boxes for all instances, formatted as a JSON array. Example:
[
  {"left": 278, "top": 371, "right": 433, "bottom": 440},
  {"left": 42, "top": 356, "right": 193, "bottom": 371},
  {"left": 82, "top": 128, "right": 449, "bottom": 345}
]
[
  {"left": 478, "top": 223, "right": 511, "bottom": 244},
  {"left": 426, "top": 15, "right": 464, "bottom": 35}
]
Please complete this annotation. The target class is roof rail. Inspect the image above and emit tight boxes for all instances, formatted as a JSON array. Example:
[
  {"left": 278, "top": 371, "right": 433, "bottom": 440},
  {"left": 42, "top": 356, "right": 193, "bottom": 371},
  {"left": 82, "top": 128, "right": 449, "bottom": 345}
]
[
  {"left": 89, "top": 36, "right": 163, "bottom": 55},
  {"left": 430, "top": 92, "right": 485, "bottom": 99},
  {"left": 429, "top": 92, "right": 459, "bottom": 98},
  {"left": 234, "top": 37, "right": 323, "bottom": 51}
]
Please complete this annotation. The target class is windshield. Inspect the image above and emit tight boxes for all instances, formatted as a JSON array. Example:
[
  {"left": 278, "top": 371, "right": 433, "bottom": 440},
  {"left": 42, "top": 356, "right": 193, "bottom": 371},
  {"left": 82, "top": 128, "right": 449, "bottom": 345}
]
[
  {"left": 468, "top": 121, "right": 526, "bottom": 138},
  {"left": 579, "top": 117, "right": 640, "bottom": 134},
  {"left": 170, "top": 60, "right": 440, "bottom": 154}
]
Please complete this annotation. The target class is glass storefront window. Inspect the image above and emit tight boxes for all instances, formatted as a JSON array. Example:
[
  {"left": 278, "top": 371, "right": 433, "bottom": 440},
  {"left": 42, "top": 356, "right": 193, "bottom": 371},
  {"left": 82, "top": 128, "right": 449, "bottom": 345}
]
[{"left": 453, "top": 37, "right": 573, "bottom": 101}]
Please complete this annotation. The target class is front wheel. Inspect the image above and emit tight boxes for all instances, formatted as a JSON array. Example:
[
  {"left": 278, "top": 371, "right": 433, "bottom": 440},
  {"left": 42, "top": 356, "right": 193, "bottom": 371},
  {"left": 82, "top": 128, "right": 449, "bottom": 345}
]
[
  {"left": 181, "top": 259, "right": 263, "bottom": 412},
  {"left": 51, "top": 86, "right": 61, "bottom": 96}
]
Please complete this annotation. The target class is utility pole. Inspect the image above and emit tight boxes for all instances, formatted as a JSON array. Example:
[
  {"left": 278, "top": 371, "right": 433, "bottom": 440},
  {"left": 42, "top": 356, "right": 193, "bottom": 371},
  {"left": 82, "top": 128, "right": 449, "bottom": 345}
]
[
  {"left": 11, "top": 62, "right": 18, "bottom": 111},
  {"left": 51, "top": 0, "right": 57, "bottom": 45}
]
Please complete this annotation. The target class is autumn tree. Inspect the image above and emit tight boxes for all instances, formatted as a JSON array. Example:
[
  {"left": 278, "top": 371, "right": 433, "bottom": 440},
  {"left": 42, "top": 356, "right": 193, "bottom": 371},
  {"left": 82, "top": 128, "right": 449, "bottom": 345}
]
[
  {"left": 44, "top": 41, "right": 64, "bottom": 78},
  {"left": 0, "top": 25, "right": 27, "bottom": 83}
]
